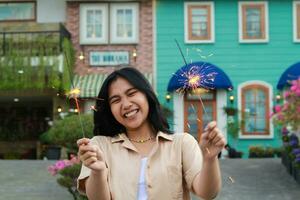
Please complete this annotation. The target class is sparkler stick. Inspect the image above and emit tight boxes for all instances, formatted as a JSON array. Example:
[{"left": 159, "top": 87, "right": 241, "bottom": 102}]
[
  {"left": 174, "top": 39, "right": 211, "bottom": 120},
  {"left": 174, "top": 40, "right": 214, "bottom": 155},
  {"left": 63, "top": 51, "right": 86, "bottom": 138}
]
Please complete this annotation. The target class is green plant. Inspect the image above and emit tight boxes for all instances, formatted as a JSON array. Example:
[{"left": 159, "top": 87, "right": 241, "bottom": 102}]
[
  {"left": 0, "top": 35, "right": 74, "bottom": 91},
  {"left": 223, "top": 106, "right": 237, "bottom": 116},
  {"left": 161, "top": 104, "right": 173, "bottom": 119},
  {"left": 249, "top": 146, "right": 277, "bottom": 158},
  {"left": 40, "top": 114, "right": 94, "bottom": 152}
]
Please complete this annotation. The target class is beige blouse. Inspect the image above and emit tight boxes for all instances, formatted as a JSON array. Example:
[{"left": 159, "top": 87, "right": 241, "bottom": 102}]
[{"left": 77, "top": 131, "right": 203, "bottom": 200}]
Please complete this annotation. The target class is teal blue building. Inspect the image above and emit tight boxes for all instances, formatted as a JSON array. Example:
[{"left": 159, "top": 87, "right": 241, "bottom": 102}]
[{"left": 155, "top": 0, "right": 300, "bottom": 157}]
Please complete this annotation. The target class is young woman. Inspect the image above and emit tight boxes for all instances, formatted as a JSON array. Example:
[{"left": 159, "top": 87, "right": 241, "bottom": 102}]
[{"left": 77, "top": 67, "right": 226, "bottom": 200}]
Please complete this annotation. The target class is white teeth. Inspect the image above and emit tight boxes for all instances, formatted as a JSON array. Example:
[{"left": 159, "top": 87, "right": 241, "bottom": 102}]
[{"left": 124, "top": 109, "right": 138, "bottom": 118}]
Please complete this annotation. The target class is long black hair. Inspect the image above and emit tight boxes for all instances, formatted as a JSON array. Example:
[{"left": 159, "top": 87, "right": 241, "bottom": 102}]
[{"left": 93, "top": 67, "right": 172, "bottom": 137}]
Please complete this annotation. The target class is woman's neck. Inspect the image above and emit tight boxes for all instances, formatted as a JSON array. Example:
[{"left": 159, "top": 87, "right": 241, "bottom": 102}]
[{"left": 126, "top": 122, "right": 156, "bottom": 141}]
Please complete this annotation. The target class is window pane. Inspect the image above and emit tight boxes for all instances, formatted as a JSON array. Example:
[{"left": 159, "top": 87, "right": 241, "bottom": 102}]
[
  {"left": 125, "top": 9, "right": 132, "bottom": 24},
  {"left": 86, "top": 25, "right": 93, "bottom": 38},
  {"left": 95, "top": 10, "right": 102, "bottom": 24},
  {"left": 187, "top": 104, "right": 199, "bottom": 140},
  {"left": 95, "top": 24, "right": 102, "bottom": 38},
  {"left": 116, "top": 8, "right": 133, "bottom": 38},
  {"left": 125, "top": 24, "right": 132, "bottom": 37},
  {"left": 191, "top": 7, "right": 208, "bottom": 37},
  {"left": 87, "top": 10, "right": 93, "bottom": 24},
  {"left": 117, "top": 24, "right": 124, "bottom": 37},
  {"left": 246, "top": 8, "right": 262, "bottom": 37},
  {"left": 86, "top": 9, "right": 103, "bottom": 38},
  {"left": 202, "top": 103, "right": 213, "bottom": 130},
  {"left": 243, "top": 88, "right": 267, "bottom": 134},
  {"left": 0, "top": 3, "right": 35, "bottom": 21}
]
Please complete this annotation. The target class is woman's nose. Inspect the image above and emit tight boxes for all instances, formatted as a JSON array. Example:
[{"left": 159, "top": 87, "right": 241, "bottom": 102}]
[{"left": 122, "top": 98, "right": 133, "bottom": 109}]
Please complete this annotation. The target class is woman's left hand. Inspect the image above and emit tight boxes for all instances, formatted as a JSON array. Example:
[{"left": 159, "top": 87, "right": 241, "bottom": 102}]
[{"left": 199, "top": 121, "right": 226, "bottom": 160}]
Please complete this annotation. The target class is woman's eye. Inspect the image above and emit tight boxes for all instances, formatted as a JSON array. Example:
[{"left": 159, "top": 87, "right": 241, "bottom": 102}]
[
  {"left": 128, "top": 90, "right": 137, "bottom": 96},
  {"left": 110, "top": 98, "right": 120, "bottom": 104}
]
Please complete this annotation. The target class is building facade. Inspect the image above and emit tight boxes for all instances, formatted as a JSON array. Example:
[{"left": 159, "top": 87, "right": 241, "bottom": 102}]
[
  {"left": 65, "top": 0, "right": 154, "bottom": 112},
  {"left": 155, "top": 0, "right": 300, "bottom": 157},
  {"left": 0, "top": 0, "right": 70, "bottom": 158}
]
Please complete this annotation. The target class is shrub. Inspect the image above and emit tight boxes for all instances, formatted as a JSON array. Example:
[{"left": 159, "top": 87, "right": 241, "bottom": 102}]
[{"left": 40, "top": 114, "right": 93, "bottom": 152}]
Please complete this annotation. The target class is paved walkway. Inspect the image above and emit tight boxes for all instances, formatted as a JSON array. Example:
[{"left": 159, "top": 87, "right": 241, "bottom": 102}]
[{"left": 0, "top": 159, "right": 299, "bottom": 200}]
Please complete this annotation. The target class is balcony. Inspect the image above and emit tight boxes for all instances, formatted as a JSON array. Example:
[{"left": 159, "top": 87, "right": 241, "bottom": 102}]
[{"left": 0, "top": 23, "right": 73, "bottom": 91}]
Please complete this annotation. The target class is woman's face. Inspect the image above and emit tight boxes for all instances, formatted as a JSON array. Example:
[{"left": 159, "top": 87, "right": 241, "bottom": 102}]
[{"left": 108, "top": 77, "right": 150, "bottom": 132}]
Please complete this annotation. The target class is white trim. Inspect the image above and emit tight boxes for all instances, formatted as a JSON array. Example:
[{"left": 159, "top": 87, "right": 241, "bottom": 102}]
[
  {"left": 216, "top": 90, "right": 227, "bottom": 142},
  {"left": 293, "top": 1, "right": 300, "bottom": 42},
  {"left": 238, "top": 1, "right": 269, "bottom": 43},
  {"left": 110, "top": 3, "right": 139, "bottom": 44},
  {"left": 216, "top": 90, "right": 228, "bottom": 158},
  {"left": 184, "top": 2, "right": 215, "bottom": 44},
  {"left": 80, "top": 4, "right": 108, "bottom": 44},
  {"left": 152, "top": 0, "right": 157, "bottom": 92},
  {"left": 237, "top": 81, "right": 274, "bottom": 139},
  {"left": 173, "top": 93, "right": 184, "bottom": 133}
]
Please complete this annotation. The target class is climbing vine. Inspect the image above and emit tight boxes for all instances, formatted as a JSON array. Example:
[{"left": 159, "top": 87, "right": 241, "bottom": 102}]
[{"left": 0, "top": 34, "right": 74, "bottom": 91}]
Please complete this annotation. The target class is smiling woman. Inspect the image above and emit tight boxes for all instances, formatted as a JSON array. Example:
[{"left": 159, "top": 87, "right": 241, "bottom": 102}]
[{"left": 76, "top": 67, "right": 226, "bottom": 200}]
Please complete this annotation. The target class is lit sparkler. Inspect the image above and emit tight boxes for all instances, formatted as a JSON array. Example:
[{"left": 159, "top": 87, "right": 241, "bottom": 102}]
[{"left": 64, "top": 51, "right": 86, "bottom": 138}]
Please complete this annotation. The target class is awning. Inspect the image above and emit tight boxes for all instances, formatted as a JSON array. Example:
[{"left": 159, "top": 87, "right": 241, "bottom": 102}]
[
  {"left": 277, "top": 62, "right": 300, "bottom": 89},
  {"left": 167, "top": 61, "right": 233, "bottom": 92},
  {"left": 72, "top": 73, "right": 153, "bottom": 98}
]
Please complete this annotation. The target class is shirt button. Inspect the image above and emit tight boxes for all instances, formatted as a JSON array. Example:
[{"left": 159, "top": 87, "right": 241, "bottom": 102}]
[{"left": 148, "top": 184, "right": 152, "bottom": 188}]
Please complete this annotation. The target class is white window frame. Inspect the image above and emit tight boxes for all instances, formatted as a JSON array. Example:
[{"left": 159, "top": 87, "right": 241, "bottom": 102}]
[
  {"left": 184, "top": 2, "right": 215, "bottom": 44},
  {"left": 110, "top": 3, "right": 139, "bottom": 44},
  {"left": 238, "top": 1, "right": 269, "bottom": 43},
  {"left": 293, "top": 1, "right": 300, "bottom": 42},
  {"left": 80, "top": 4, "right": 108, "bottom": 44},
  {"left": 238, "top": 81, "right": 274, "bottom": 139}
]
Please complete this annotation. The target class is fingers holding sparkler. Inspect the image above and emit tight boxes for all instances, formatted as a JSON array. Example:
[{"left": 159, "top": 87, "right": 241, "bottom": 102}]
[{"left": 200, "top": 121, "right": 226, "bottom": 159}]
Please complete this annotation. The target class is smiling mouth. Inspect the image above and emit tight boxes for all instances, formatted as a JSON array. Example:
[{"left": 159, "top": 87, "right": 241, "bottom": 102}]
[{"left": 124, "top": 109, "right": 139, "bottom": 118}]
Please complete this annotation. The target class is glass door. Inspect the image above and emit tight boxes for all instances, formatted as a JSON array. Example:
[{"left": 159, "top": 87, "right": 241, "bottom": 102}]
[{"left": 184, "top": 91, "right": 216, "bottom": 142}]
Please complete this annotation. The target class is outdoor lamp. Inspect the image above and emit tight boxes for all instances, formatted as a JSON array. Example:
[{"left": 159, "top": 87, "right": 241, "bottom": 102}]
[
  {"left": 165, "top": 93, "right": 171, "bottom": 102},
  {"left": 132, "top": 48, "right": 137, "bottom": 62},
  {"left": 79, "top": 51, "right": 85, "bottom": 60},
  {"left": 57, "top": 106, "right": 62, "bottom": 113},
  {"left": 276, "top": 93, "right": 281, "bottom": 103},
  {"left": 229, "top": 95, "right": 234, "bottom": 104}
]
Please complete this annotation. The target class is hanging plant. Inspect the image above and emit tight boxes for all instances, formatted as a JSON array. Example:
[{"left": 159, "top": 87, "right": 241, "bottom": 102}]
[{"left": 0, "top": 32, "right": 74, "bottom": 92}]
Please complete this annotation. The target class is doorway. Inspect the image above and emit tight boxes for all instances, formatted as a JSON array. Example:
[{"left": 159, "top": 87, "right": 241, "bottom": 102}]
[{"left": 184, "top": 90, "right": 216, "bottom": 142}]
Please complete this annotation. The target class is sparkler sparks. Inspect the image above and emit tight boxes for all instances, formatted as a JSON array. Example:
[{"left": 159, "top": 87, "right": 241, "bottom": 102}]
[
  {"left": 228, "top": 176, "right": 235, "bottom": 183},
  {"left": 67, "top": 88, "right": 81, "bottom": 99}
]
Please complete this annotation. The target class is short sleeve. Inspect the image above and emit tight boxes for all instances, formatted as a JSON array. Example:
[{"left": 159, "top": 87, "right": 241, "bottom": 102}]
[
  {"left": 77, "top": 136, "right": 103, "bottom": 194},
  {"left": 182, "top": 133, "right": 203, "bottom": 191}
]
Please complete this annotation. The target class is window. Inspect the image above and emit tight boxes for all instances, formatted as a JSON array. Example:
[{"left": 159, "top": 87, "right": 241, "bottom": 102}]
[
  {"left": 110, "top": 3, "right": 139, "bottom": 44},
  {"left": 240, "top": 83, "right": 271, "bottom": 138},
  {"left": 293, "top": 1, "right": 300, "bottom": 42},
  {"left": 80, "top": 4, "right": 108, "bottom": 44},
  {"left": 0, "top": 2, "right": 35, "bottom": 21},
  {"left": 239, "top": 1, "right": 268, "bottom": 43},
  {"left": 184, "top": 2, "right": 215, "bottom": 43},
  {"left": 80, "top": 3, "right": 139, "bottom": 44}
]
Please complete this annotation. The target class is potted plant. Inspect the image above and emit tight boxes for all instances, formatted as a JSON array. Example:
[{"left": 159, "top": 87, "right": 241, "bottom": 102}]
[
  {"left": 40, "top": 114, "right": 94, "bottom": 159},
  {"left": 223, "top": 106, "right": 238, "bottom": 116},
  {"left": 48, "top": 155, "right": 88, "bottom": 200},
  {"left": 249, "top": 146, "right": 263, "bottom": 158},
  {"left": 293, "top": 156, "right": 300, "bottom": 184}
]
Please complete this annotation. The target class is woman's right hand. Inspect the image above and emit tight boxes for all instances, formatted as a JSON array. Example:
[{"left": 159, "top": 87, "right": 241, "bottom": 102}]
[{"left": 77, "top": 138, "right": 106, "bottom": 172}]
